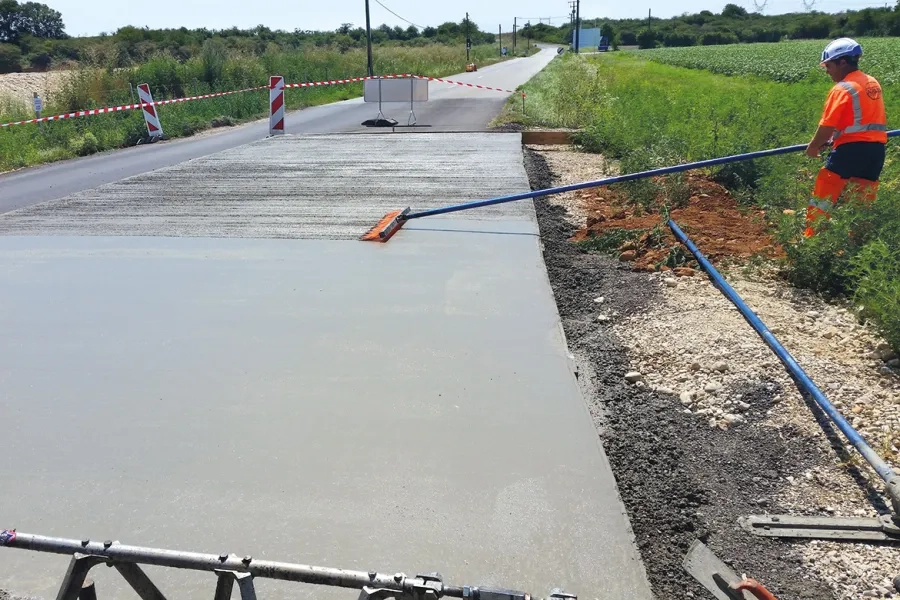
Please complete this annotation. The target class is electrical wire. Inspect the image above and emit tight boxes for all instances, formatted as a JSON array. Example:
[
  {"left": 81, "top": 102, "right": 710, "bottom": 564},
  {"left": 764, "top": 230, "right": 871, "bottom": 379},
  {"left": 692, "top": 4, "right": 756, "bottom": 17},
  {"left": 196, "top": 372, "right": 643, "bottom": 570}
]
[{"left": 372, "top": 0, "right": 424, "bottom": 30}]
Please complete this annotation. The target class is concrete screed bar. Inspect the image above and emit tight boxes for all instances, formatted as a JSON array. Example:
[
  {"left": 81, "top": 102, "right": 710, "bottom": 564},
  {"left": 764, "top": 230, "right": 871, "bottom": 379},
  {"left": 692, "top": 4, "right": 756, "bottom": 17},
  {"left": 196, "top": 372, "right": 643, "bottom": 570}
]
[{"left": 361, "top": 132, "right": 900, "bottom": 515}]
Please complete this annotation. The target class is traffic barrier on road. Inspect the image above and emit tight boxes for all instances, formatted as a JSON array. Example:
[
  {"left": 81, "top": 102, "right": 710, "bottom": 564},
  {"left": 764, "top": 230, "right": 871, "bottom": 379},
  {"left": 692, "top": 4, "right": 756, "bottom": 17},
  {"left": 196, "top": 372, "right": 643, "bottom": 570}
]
[
  {"left": 137, "top": 84, "right": 163, "bottom": 139},
  {"left": 269, "top": 76, "right": 285, "bottom": 136}
]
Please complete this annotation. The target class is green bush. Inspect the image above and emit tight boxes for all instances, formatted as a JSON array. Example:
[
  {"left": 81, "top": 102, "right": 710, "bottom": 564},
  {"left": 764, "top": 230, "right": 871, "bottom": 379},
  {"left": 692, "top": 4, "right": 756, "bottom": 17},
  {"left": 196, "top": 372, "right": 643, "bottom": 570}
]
[
  {"left": 849, "top": 238, "right": 900, "bottom": 350},
  {"left": 69, "top": 132, "right": 100, "bottom": 156},
  {"left": 0, "top": 43, "right": 23, "bottom": 73}
]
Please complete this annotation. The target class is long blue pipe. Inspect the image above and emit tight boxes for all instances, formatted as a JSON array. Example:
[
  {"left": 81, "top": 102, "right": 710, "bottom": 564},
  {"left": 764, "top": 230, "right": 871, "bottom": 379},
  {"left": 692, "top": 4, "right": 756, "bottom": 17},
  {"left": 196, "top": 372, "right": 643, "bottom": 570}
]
[
  {"left": 668, "top": 220, "right": 900, "bottom": 514},
  {"left": 403, "top": 130, "right": 900, "bottom": 221}
]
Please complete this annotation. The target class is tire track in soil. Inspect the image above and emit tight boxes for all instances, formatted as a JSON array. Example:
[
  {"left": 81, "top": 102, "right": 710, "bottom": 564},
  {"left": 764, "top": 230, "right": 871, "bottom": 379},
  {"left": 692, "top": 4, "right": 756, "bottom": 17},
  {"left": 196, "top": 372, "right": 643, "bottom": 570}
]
[{"left": 523, "top": 147, "right": 836, "bottom": 600}]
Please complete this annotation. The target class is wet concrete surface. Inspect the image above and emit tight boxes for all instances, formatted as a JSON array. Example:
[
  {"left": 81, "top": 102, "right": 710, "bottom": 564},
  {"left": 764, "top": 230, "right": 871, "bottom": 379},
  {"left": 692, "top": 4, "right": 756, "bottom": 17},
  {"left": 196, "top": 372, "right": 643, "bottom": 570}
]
[
  {"left": 0, "top": 226, "right": 652, "bottom": 600},
  {"left": 0, "top": 134, "right": 533, "bottom": 238},
  {"left": 0, "top": 48, "right": 557, "bottom": 214}
]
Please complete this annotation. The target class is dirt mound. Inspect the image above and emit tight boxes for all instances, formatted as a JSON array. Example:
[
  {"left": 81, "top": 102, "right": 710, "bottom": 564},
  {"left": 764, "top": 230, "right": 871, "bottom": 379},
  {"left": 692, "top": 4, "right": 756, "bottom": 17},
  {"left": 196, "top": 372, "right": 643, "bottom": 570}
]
[
  {"left": 571, "top": 173, "right": 784, "bottom": 271},
  {"left": 0, "top": 71, "right": 69, "bottom": 109}
]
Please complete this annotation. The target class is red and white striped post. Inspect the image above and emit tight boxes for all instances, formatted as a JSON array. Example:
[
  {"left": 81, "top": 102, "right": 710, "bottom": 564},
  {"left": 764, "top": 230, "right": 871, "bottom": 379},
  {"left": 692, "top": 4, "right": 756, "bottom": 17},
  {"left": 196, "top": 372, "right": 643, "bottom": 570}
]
[
  {"left": 269, "top": 76, "right": 285, "bottom": 136},
  {"left": 136, "top": 84, "right": 163, "bottom": 139}
]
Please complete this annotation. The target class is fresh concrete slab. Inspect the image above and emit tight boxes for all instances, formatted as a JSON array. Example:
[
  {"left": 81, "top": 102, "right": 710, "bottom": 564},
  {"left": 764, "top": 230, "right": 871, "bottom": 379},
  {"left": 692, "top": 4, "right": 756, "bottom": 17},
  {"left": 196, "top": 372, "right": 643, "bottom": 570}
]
[{"left": 0, "top": 130, "right": 652, "bottom": 600}]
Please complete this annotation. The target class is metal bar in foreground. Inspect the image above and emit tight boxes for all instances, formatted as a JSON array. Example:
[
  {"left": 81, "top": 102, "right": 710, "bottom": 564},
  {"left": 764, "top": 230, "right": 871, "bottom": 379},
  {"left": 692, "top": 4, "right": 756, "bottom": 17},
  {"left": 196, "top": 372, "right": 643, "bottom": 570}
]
[{"left": 0, "top": 530, "right": 573, "bottom": 600}]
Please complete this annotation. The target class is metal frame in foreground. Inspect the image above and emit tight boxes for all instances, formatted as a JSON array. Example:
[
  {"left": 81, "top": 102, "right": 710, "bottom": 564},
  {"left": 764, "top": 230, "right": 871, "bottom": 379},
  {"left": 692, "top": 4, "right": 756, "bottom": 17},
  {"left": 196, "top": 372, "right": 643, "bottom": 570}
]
[{"left": 0, "top": 530, "right": 575, "bottom": 600}]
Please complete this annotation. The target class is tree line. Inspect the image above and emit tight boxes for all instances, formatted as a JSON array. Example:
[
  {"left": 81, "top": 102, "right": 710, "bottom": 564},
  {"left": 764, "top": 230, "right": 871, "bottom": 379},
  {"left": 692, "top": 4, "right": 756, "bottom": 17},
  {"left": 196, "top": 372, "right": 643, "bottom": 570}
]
[
  {"left": 4, "top": 1, "right": 900, "bottom": 75},
  {"left": 529, "top": 2, "right": 900, "bottom": 49},
  {"left": 0, "top": 1, "right": 499, "bottom": 74}
]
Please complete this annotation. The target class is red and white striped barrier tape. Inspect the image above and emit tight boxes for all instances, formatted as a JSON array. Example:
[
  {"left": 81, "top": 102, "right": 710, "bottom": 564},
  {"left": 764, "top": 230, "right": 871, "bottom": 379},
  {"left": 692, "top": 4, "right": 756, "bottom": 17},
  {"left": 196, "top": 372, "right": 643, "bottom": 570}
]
[
  {"left": 0, "top": 85, "right": 266, "bottom": 129},
  {"left": 284, "top": 73, "right": 413, "bottom": 89},
  {"left": 413, "top": 75, "right": 524, "bottom": 96},
  {"left": 1, "top": 71, "right": 524, "bottom": 130},
  {"left": 286, "top": 73, "right": 524, "bottom": 96}
]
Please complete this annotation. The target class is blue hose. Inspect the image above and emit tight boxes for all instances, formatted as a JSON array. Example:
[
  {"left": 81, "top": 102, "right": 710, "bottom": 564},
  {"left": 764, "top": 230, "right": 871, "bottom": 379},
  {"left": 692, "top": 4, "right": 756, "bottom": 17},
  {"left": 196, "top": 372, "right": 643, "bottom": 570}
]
[
  {"left": 668, "top": 220, "right": 900, "bottom": 513},
  {"left": 403, "top": 130, "right": 900, "bottom": 221}
]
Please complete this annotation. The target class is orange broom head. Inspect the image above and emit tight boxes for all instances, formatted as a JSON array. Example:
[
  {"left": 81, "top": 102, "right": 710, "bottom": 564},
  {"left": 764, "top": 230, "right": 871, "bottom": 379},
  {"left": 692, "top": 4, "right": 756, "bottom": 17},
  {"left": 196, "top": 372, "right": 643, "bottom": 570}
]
[{"left": 359, "top": 208, "right": 410, "bottom": 242}]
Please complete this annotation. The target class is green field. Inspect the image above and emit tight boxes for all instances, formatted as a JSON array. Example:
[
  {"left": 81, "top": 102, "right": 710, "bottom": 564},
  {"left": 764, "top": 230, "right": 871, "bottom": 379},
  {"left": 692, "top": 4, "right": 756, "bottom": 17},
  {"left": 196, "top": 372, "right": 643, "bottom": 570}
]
[{"left": 636, "top": 37, "right": 900, "bottom": 84}]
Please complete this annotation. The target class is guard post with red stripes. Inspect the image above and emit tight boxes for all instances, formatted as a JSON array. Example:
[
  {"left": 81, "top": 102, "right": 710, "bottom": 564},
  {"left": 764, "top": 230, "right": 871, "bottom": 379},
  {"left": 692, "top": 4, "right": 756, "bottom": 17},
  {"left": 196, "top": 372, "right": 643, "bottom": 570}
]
[
  {"left": 269, "top": 76, "right": 285, "bottom": 136},
  {"left": 136, "top": 84, "right": 164, "bottom": 139}
]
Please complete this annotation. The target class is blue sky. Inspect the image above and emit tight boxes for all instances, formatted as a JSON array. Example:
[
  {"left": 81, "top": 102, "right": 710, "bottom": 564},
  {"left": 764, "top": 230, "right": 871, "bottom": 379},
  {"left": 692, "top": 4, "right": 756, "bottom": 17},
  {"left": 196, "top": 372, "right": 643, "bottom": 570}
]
[{"left": 53, "top": 0, "right": 893, "bottom": 37}]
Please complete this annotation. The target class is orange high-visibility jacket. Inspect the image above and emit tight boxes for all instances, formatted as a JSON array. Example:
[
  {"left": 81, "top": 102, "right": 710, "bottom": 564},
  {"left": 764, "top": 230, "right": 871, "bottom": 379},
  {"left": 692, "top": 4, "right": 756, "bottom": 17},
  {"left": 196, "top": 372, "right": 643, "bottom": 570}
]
[{"left": 820, "top": 70, "right": 887, "bottom": 147}]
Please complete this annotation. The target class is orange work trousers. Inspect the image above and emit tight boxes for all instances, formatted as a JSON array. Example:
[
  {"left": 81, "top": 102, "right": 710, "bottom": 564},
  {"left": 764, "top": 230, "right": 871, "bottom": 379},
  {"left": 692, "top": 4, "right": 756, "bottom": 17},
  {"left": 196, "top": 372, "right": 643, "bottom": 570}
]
[{"left": 805, "top": 168, "right": 879, "bottom": 237}]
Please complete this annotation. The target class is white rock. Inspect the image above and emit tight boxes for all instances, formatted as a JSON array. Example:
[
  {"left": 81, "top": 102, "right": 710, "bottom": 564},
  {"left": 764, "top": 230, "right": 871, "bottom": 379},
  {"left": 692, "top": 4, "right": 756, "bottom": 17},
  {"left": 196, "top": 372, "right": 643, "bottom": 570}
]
[
  {"left": 737, "top": 401, "right": 751, "bottom": 410},
  {"left": 624, "top": 371, "right": 644, "bottom": 383},
  {"left": 708, "top": 418, "right": 718, "bottom": 429},
  {"left": 597, "top": 315, "right": 611, "bottom": 322},
  {"left": 594, "top": 297, "right": 605, "bottom": 304},
  {"left": 705, "top": 381, "right": 723, "bottom": 393},
  {"left": 724, "top": 414, "right": 745, "bottom": 425},
  {"left": 664, "top": 278, "right": 678, "bottom": 288},
  {"left": 680, "top": 391, "right": 695, "bottom": 405},
  {"left": 807, "top": 310, "right": 820, "bottom": 319},
  {"left": 713, "top": 361, "right": 729, "bottom": 372}
]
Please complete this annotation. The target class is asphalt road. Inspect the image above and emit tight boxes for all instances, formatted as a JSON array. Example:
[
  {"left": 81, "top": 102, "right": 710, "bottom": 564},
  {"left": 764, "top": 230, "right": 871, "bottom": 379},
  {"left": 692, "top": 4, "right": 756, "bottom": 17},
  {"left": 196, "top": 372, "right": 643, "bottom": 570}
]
[
  {"left": 0, "top": 48, "right": 556, "bottom": 214},
  {"left": 0, "top": 48, "right": 653, "bottom": 600}
]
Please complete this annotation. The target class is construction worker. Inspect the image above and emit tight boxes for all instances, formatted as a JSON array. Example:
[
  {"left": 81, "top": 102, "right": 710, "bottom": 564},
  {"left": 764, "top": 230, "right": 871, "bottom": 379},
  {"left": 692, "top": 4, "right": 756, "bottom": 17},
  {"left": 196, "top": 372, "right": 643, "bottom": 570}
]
[{"left": 804, "top": 37, "right": 887, "bottom": 237}]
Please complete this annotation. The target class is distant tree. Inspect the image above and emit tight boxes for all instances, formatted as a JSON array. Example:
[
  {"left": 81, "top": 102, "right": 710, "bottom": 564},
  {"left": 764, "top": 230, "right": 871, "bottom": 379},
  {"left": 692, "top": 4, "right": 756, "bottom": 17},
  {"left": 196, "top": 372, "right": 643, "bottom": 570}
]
[
  {"left": 423, "top": 26, "right": 436, "bottom": 38},
  {"left": 601, "top": 22, "right": 620, "bottom": 49},
  {"left": 405, "top": 25, "right": 419, "bottom": 39},
  {"left": 337, "top": 22, "right": 352, "bottom": 35},
  {"left": 663, "top": 28, "right": 697, "bottom": 46},
  {"left": 17, "top": 1, "right": 64, "bottom": 37},
  {"left": 0, "top": 0, "right": 19, "bottom": 42},
  {"left": 637, "top": 29, "right": 657, "bottom": 48},
  {"left": 721, "top": 4, "right": 748, "bottom": 18},
  {"left": 0, "top": 40, "right": 21, "bottom": 71}
]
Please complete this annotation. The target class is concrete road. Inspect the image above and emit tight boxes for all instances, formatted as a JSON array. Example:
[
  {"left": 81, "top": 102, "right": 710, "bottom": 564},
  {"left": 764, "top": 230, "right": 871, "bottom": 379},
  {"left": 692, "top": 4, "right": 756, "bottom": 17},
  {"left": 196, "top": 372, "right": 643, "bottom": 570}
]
[
  {"left": 0, "top": 48, "right": 556, "bottom": 214},
  {"left": 0, "top": 134, "right": 652, "bottom": 600}
]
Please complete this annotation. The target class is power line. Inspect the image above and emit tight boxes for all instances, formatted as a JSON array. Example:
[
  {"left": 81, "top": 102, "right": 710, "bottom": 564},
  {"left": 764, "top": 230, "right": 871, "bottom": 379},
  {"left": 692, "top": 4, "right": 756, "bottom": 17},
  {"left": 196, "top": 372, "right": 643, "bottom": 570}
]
[{"left": 372, "top": 0, "right": 424, "bottom": 29}]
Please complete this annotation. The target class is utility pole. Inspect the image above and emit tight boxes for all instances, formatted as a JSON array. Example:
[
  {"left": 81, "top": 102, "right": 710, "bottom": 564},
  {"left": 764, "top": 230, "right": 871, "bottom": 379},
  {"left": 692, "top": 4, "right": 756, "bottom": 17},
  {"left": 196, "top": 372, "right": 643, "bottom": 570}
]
[
  {"left": 574, "top": 0, "right": 580, "bottom": 53},
  {"left": 648, "top": 8, "right": 652, "bottom": 31},
  {"left": 569, "top": 1, "right": 576, "bottom": 50},
  {"left": 465, "top": 12, "right": 471, "bottom": 62},
  {"left": 499, "top": 24, "right": 502, "bottom": 56},
  {"left": 513, "top": 17, "right": 517, "bottom": 55},
  {"left": 365, "top": 0, "right": 373, "bottom": 76}
]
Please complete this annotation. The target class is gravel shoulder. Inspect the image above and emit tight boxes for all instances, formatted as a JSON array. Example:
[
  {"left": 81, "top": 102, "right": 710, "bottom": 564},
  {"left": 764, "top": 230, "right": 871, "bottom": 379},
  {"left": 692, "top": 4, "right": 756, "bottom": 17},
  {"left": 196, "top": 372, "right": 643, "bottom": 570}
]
[{"left": 524, "top": 144, "right": 900, "bottom": 600}]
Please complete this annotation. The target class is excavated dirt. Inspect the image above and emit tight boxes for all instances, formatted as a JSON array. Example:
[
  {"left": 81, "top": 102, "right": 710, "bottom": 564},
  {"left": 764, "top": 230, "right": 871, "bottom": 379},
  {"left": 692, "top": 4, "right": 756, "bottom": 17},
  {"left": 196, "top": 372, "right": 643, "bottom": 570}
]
[
  {"left": 525, "top": 147, "right": 843, "bottom": 600},
  {"left": 0, "top": 71, "right": 68, "bottom": 108},
  {"left": 571, "top": 173, "right": 784, "bottom": 272}
]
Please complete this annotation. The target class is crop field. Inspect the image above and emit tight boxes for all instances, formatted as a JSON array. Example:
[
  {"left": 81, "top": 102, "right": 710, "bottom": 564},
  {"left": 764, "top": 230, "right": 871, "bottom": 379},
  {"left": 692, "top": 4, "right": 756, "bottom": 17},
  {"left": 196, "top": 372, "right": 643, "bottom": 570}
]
[{"left": 636, "top": 38, "right": 900, "bottom": 84}]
